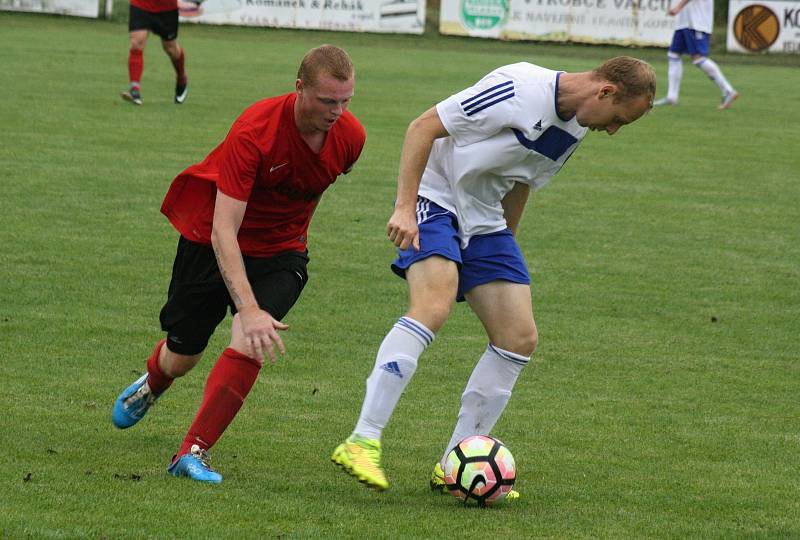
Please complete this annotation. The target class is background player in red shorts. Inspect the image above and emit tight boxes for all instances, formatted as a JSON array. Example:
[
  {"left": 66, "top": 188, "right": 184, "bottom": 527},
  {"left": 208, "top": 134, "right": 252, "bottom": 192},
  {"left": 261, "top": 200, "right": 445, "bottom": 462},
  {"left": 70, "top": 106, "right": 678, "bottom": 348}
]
[
  {"left": 111, "top": 44, "right": 366, "bottom": 484},
  {"left": 122, "top": 0, "right": 189, "bottom": 105}
]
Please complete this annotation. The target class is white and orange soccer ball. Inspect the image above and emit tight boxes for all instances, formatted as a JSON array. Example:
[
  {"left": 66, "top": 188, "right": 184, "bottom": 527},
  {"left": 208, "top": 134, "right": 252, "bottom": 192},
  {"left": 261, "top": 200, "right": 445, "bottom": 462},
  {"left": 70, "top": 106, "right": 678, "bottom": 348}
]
[{"left": 443, "top": 435, "right": 516, "bottom": 506}]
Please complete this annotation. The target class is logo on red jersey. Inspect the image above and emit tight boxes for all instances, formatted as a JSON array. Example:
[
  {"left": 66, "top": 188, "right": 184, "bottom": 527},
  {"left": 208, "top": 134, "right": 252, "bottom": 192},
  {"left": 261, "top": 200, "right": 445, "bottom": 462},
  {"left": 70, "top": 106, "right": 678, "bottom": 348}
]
[{"left": 269, "top": 162, "right": 289, "bottom": 173}]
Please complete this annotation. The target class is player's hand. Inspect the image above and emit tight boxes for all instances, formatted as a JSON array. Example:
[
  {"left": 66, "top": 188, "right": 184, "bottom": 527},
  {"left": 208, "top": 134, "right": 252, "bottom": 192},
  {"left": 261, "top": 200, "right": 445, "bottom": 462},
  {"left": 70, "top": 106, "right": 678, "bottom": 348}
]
[
  {"left": 237, "top": 305, "right": 289, "bottom": 364},
  {"left": 387, "top": 207, "right": 420, "bottom": 251},
  {"left": 668, "top": 7, "right": 678, "bottom": 15}
]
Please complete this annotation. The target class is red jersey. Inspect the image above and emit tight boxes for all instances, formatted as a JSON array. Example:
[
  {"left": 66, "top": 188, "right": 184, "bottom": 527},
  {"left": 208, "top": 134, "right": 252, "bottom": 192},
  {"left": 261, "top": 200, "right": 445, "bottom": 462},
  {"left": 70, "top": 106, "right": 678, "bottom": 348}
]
[
  {"left": 161, "top": 93, "right": 366, "bottom": 258},
  {"left": 131, "top": 0, "right": 177, "bottom": 13}
]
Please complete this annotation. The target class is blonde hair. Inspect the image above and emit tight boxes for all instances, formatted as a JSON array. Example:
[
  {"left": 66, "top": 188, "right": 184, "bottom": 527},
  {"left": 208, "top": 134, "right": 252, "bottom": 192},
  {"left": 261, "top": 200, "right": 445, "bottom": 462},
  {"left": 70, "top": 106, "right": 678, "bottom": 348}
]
[
  {"left": 297, "top": 44, "right": 355, "bottom": 87},
  {"left": 593, "top": 56, "right": 656, "bottom": 104}
]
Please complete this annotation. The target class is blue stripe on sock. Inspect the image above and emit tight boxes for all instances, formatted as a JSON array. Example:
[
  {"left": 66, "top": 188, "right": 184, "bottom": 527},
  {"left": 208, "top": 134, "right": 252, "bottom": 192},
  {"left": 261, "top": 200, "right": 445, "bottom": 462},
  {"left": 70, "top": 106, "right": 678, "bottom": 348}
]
[
  {"left": 396, "top": 317, "right": 434, "bottom": 346},
  {"left": 489, "top": 344, "right": 529, "bottom": 366}
]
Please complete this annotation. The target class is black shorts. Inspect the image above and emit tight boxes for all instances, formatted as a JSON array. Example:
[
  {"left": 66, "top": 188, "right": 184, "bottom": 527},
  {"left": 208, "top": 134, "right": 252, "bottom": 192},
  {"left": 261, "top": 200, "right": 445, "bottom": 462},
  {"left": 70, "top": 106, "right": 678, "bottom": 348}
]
[
  {"left": 159, "top": 236, "right": 309, "bottom": 356},
  {"left": 129, "top": 4, "right": 179, "bottom": 41}
]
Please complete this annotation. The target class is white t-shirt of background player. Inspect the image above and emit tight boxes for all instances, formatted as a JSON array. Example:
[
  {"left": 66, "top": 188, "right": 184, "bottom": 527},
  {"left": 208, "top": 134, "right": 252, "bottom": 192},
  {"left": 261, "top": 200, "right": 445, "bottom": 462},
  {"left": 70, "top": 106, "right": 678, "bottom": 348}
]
[
  {"left": 676, "top": 0, "right": 713, "bottom": 33},
  {"left": 418, "top": 62, "right": 588, "bottom": 248}
]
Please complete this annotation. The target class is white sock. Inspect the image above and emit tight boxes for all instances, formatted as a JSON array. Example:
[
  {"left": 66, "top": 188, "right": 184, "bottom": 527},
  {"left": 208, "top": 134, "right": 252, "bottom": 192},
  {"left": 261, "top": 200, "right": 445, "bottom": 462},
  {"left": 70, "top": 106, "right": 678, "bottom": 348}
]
[
  {"left": 353, "top": 317, "right": 434, "bottom": 440},
  {"left": 667, "top": 52, "right": 683, "bottom": 102},
  {"left": 693, "top": 57, "right": 734, "bottom": 95},
  {"left": 440, "top": 344, "right": 529, "bottom": 465}
]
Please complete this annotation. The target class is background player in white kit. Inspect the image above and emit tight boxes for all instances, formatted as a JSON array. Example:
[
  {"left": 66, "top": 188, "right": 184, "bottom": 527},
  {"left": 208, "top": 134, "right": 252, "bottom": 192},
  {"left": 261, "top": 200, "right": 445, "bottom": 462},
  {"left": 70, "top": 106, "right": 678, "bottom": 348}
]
[
  {"left": 332, "top": 57, "right": 656, "bottom": 495},
  {"left": 654, "top": 0, "right": 739, "bottom": 109}
]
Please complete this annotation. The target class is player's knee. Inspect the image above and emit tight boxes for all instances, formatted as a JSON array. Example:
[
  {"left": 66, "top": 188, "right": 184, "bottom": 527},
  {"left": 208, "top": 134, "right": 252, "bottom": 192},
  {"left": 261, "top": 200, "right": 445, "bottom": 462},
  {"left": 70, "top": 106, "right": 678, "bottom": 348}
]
[
  {"left": 227, "top": 314, "right": 267, "bottom": 366},
  {"left": 408, "top": 301, "right": 452, "bottom": 332},
  {"left": 518, "top": 327, "right": 538, "bottom": 357},
  {"left": 165, "top": 356, "right": 200, "bottom": 377},
  {"left": 429, "top": 301, "right": 454, "bottom": 329},
  {"left": 229, "top": 313, "right": 248, "bottom": 349},
  {"left": 667, "top": 52, "right": 680, "bottom": 61},
  {"left": 161, "top": 346, "right": 202, "bottom": 377},
  {"left": 503, "top": 326, "right": 538, "bottom": 357},
  {"left": 129, "top": 35, "right": 146, "bottom": 51},
  {"left": 162, "top": 40, "right": 179, "bottom": 55},
  {"left": 407, "top": 283, "right": 457, "bottom": 331}
]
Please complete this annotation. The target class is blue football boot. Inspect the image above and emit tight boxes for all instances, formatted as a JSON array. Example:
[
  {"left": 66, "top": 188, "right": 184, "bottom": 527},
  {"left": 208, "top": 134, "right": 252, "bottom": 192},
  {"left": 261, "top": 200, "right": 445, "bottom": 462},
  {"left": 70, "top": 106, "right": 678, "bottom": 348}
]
[
  {"left": 112, "top": 373, "right": 158, "bottom": 429},
  {"left": 167, "top": 445, "right": 223, "bottom": 484}
]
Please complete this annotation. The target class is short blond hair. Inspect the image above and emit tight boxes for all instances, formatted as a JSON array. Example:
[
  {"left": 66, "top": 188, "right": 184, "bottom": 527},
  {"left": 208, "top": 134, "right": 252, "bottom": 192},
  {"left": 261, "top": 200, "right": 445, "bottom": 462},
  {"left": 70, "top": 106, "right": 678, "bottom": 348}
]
[
  {"left": 297, "top": 44, "right": 355, "bottom": 87},
  {"left": 593, "top": 56, "right": 656, "bottom": 104}
]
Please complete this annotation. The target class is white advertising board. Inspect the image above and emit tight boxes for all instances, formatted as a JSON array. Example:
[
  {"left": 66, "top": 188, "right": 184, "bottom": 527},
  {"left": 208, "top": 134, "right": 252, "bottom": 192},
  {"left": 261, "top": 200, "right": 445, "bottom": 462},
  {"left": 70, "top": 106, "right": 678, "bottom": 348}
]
[
  {"left": 179, "top": 0, "right": 425, "bottom": 34},
  {"left": 0, "top": 0, "right": 99, "bottom": 17},
  {"left": 727, "top": 0, "right": 800, "bottom": 53},
  {"left": 439, "top": 0, "right": 676, "bottom": 46}
]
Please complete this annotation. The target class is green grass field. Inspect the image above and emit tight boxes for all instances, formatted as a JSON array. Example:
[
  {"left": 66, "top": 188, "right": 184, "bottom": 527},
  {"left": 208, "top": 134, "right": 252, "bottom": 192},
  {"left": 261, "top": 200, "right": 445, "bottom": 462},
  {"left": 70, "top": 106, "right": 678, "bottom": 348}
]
[{"left": 1, "top": 9, "right": 799, "bottom": 539}]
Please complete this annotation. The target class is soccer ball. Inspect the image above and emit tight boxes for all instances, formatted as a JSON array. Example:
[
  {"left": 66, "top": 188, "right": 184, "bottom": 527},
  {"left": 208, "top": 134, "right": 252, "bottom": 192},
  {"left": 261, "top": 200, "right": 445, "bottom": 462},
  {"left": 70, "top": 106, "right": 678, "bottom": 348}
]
[{"left": 443, "top": 435, "right": 516, "bottom": 506}]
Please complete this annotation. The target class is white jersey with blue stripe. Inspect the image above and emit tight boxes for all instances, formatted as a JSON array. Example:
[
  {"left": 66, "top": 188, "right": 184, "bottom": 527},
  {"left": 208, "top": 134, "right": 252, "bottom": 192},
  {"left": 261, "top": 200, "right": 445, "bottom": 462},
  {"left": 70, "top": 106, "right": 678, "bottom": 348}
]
[{"left": 418, "top": 62, "right": 588, "bottom": 247}]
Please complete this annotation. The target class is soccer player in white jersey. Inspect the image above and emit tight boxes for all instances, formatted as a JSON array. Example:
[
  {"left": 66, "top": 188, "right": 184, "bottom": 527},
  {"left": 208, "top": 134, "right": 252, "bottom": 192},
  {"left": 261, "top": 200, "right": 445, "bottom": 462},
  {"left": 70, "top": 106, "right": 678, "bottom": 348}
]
[
  {"left": 654, "top": 0, "right": 739, "bottom": 109},
  {"left": 332, "top": 57, "right": 656, "bottom": 495}
]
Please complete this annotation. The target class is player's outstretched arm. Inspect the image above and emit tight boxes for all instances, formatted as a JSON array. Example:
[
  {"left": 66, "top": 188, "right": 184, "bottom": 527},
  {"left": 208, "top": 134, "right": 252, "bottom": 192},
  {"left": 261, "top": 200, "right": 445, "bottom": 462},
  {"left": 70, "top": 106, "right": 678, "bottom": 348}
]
[
  {"left": 388, "top": 106, "right": 450, "bottom": 251},
  {"left": 668, "top": 0, "right": 690, "bottom": 16},
  {"left": 211, "top": 191, "right": 288, "bottom": 364}
]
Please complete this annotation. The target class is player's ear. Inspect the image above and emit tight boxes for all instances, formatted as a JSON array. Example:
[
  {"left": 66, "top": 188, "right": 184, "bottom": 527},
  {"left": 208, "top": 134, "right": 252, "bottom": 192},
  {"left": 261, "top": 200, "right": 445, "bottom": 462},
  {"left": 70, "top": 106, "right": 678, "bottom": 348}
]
[
  {"left": 295, "top": 78, "right": 304, "bottom": 94},
  {"left": 599, "top": 83, "right": 618, "bottom": 100}
]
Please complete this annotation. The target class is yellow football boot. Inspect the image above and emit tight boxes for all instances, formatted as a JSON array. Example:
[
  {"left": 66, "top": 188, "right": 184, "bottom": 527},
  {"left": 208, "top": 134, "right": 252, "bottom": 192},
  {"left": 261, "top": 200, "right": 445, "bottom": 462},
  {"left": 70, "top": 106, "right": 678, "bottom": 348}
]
[{"left": 332, "top": 435, "right": 389, "bottom": 491}]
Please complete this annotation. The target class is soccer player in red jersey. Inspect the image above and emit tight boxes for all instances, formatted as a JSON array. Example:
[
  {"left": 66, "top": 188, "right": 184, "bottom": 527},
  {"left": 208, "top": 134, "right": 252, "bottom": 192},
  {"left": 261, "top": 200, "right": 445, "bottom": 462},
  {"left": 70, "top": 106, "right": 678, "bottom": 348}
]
[
  {"left": 112, "top": 45, "right": 366, "bottom": 483},
  {"left": 122, "top": 0, "right": 189, "bottom": 105}
]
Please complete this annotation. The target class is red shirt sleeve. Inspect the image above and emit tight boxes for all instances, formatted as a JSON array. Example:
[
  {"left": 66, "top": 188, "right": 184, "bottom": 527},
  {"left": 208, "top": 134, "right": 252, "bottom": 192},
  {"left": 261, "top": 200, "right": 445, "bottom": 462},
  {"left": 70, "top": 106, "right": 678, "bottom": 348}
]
[
  {"left": 337, "top": 113, "right": 367, "bottom": 174},
  {"left": 216, "top": 119, "right": 263, "bottom": 202},
  {"left": 350, "top": 121, "right": 366, "bottom": 170}
]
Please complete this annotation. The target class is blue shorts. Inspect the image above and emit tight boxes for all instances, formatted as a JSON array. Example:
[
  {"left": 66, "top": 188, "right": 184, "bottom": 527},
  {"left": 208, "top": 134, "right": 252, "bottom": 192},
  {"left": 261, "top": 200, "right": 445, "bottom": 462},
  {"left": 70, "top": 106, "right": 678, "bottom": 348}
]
[
  {"left": 391, "top": 198, "right": 531, "bottom": 301},
  {"left": 669, "top": 28, "right": 710, "bottom": 56}
]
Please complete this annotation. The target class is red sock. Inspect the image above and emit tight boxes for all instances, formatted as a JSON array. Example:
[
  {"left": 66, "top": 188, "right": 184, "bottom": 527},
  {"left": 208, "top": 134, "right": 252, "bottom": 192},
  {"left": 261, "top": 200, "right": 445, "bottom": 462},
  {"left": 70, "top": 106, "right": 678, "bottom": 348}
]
[
  {"left": 176, "top": 348, "right": 260, "bottom": 458},
  {"left": 171, "top": 48, "right": 186, "bottom": 85},
  {"left": 128, "top": 48, "right": 143, "bottom": 87},
  {"left": 145, "top": 339, "right": 172, "bottom": 396}
]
